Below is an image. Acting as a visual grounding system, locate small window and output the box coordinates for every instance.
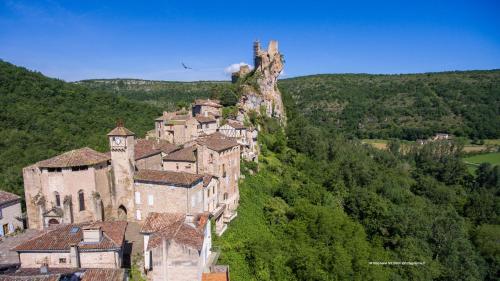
[136,210,142,220]
[55,192,60,207]
[48,168,62,173]
[70,226,80,234]
[222,164,226,178]
[59,258,67,264]
[71,166,88,171]
[148,195,154,206]
[0,209,3,219]
[208,154,214,164]
[135,192,141,204]
[78,190,85,211]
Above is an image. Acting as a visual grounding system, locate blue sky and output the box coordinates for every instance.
[0,0,499,81]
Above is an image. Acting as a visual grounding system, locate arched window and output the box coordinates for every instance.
[54,192,60,207]
[78,190,85,211]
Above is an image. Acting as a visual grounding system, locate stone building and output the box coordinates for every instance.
[195,133,240,224]
[195,114,218,136]
[0,191,23,236]
[140,212,211,281]
[22,123,182,230]
[192,99,222,121]
[13,221,127,269]
[154,111,199,145]
[133,170,206,221]
[233,40,286,123]
[22,147,113,230]
[219,120,259,162]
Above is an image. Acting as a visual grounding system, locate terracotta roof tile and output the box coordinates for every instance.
[134,169,203,187]
[197,132,239,152]
[80,268,125,281]
[163,146,197,162]
[203,175,214,187]
[226,119,246,129]
[195,115,217,124]
[12,221,127,252]
[107,126,135,136]
[0,191,20,206]
[36,148,110,168]
[0,268,125,281]
[202,272,229,281]
[194,99,222,108]
[140,213,209,251]
[135,139,177,160]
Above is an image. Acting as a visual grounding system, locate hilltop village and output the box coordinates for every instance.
[0,41,285,281]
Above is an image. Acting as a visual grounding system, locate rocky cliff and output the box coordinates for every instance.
[233,40,286,123]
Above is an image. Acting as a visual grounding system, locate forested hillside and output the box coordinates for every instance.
[79,79,231,110]
[1,60,498,280]
[0,61,168,196]
[215,97,499,280]
[279,71,500,140]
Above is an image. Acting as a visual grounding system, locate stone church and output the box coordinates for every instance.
[22,99,242,236]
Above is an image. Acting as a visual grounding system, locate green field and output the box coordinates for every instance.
[464,152,500,166]
[463,152,500,173]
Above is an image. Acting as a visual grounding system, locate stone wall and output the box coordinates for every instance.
[134,181,204,221]
[19,251,120,269]
[0,201,23,235]
[235,40,286,123]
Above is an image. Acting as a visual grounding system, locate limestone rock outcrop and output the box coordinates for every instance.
[233,40,286,123]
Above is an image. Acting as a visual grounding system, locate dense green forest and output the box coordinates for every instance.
[0,61,166,196]
[82,71,500,141]
[215,98,499,280]
[79,79,231,111]
[279,71,500,140]
[1,60,499,280]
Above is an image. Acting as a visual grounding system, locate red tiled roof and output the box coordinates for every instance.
[134,169,203,187]
[195,115,217,124]
[163,146,197,162]
[226,119,246,130]
[203,175,214,187]
[202,272,229,281]
[12,221,127,252]
[140,212,209,251]
[107,126,135,136]
[0,191,20,206]
[197,132,239,152]
[194,99,222,108]
[80,268,125,281]
[0,268,125,281]
[36,148,110,168]
[135,139,178,160]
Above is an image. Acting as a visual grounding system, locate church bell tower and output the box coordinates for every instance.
[107,121,136,221]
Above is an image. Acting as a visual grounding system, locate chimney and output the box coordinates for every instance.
[82,226,102,243]
[70,244,81,268]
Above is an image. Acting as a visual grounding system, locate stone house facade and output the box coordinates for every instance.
[219,120,259,162]
[140,213,211,281]
[0,191,23,236]
[133,170,205,221]
[13,221,127,269]
[155,111,199,145]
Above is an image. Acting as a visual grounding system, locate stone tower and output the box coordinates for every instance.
[107,123,136,221]
[234,40,286,123]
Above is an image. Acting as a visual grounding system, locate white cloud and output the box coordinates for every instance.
[224,62,253,75]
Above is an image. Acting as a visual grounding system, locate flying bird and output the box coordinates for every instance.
[181,62,192,70]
